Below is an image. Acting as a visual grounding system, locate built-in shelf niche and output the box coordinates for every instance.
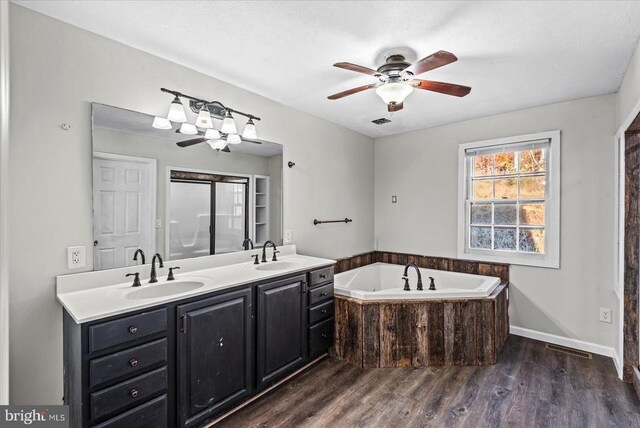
[253,175,270,246]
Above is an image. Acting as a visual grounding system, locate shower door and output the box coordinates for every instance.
[169,172,249,260]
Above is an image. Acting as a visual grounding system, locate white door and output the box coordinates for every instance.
[93,155,154,270]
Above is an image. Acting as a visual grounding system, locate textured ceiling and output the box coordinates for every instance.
[15,1,640,138]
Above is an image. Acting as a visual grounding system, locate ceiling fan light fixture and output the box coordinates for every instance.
[167,96,187,122]
[207,139,227,151]
[152,116,172,130]
[221,111,237,134]
[375,82,413,105]
[242,118,257,139]
[179,122,198,135]
[205,128,221,140]
[195,105,213,129]
[227,133,242,145]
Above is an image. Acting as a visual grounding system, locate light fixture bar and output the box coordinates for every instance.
[160,87,261,121]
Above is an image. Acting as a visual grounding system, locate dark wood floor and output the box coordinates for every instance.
[217,336,640,428]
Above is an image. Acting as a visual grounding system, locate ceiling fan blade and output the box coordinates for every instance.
[412,79,471,97]
[387,102,403,112]
[239,136,264,145]
[176,138,207,147]
[328,84,376,100]
[333,62,382,77]
[404,50,458,76]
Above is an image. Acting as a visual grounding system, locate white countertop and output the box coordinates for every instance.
[57,246,335,324]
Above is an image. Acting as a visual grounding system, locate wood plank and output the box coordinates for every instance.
[219,336,640,428]
[361,303,380,368]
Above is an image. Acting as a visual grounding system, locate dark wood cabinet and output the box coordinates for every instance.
[256,275,307,389]
[63,264,334,427]
[177,288,253,427]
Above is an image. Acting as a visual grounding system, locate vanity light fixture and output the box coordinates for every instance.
[204,128,221,140]
[152,116,172,130]
[179,123,198,135]
[227,134,242,145]
[155,88,262,143]
[221,110,238,134]
[195,105,214,129]
[242,118,257,139]
[167,96,187,122]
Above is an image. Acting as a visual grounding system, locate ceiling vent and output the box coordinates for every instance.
[372,118,391,125]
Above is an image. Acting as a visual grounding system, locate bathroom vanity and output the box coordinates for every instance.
[58,250,335,427]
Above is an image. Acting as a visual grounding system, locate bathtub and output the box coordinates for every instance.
[334,262,501,300]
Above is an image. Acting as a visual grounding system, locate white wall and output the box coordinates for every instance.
[375,95,618,350]
[8,4,374,404]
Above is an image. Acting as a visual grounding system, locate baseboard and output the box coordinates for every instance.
[613,348,624,380]
[633,367,640,400]
[510,326,616,360]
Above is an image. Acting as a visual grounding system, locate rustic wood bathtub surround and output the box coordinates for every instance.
[334,251,510,283]
[625,130,640,382]
[332,283,509,368]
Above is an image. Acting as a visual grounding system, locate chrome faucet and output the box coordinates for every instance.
[402,263,423,291]
[242,238,254,250]
[133,249,145,265]
[149,253,164,283]
[261,240,279,262]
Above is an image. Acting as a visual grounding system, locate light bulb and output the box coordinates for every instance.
[207,139,227,151]
[242,118,257,139]
[167,96,187,122]
[227,134,241,145]
[195,105,213,129]
[205,129,221,140]
[221,111,237,134]
[152,116,172,130]
[179,123,198,135]
[375,82,413,104]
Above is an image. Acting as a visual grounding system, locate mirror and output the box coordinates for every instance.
[91,103,283,271]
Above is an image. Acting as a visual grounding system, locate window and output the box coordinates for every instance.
[457,131,560,268]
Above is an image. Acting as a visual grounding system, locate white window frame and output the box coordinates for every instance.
[457,130,560,268]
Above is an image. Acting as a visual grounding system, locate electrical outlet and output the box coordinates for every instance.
[67,246,86,269]
[599,307,612,323]
[284,230,293,244]
[392,196,397,203]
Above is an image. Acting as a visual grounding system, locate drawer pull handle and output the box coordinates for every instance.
[130,389,139,398]
[320,274,327,279]
[129,358,138,367]
[321,309,328,314]
[320,292,327,297]
[321,333,328,339]
[128,326,138,334]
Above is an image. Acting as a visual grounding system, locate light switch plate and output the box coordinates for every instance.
[67,246,86,269]
[284,229,293,244]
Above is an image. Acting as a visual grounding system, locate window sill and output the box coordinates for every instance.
[457,249,559,269]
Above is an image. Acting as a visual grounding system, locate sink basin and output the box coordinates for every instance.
[126,281,204,300]
[254,261,303,271]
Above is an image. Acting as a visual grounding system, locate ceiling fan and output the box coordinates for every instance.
[176,131,264,153]
[328,50,471,112]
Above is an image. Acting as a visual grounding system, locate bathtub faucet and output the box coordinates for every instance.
[402,263,423,291]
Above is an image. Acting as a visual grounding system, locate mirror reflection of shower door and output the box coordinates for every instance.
[168,171,249,261]
[215,182,246,254]
[169,181,211,260]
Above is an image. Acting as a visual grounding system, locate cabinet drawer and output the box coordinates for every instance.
[309,317,334,359]
[309,267,334,287]
[89,309,167,354]
[90,339,167,388]
[309,300,334,325]
[90,367,167,422]
[309,283,333,306]
[92,394,167,428]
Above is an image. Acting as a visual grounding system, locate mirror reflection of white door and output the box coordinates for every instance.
[93,153,156,270]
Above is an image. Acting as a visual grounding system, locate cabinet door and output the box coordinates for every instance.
[256,275,307,389]
[177,287,253,427]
